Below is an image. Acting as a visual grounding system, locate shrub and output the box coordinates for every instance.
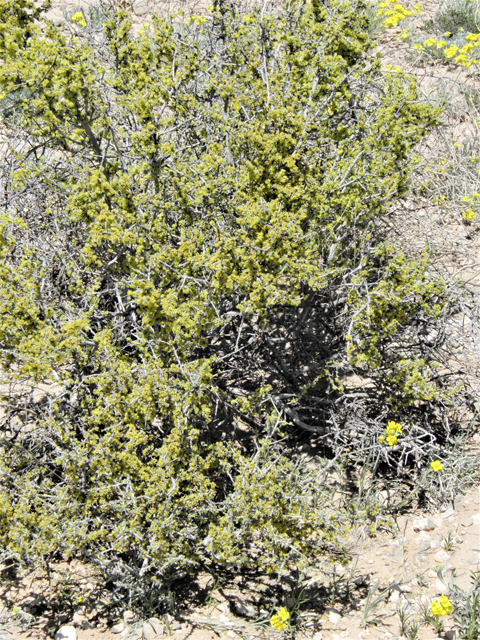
[0,0,456,609]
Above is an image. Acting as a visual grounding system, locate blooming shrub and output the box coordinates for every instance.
[0,0,459,610]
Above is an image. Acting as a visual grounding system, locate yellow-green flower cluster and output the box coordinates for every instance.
[71,11,87,27]
[379,421,402,446]
[270,607,290,631]
[430,459,443,472]
[431,595,453,618]
[377,0,421,28]
[418,35,479,67]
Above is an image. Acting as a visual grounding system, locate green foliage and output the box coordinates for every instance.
[0,0,455,609]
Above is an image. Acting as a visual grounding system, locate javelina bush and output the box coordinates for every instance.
[0,0,456,608]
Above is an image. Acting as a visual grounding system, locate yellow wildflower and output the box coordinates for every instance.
[444,45,459,58]
[71,11,87,26]
[431,595,453,617]
[436,40,446,48]
[385,421,402,436]
[379,435,385,443]
[463,209,476,223]
[386,435,397,446]
[424,38,436,47]
[270,608,290,631]
[430,460,443,472]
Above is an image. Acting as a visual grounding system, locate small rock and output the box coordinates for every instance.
[112,623,126,634]
[471,514,480,525]
[453,535,464,544]
[132,0,149,15]
[123,611,135,623]
[227,632,236,639]
[312,633,323,640]
[72,612,93,630]
[143,618,164,637]
[441,508,455,520]
[435,579,448,594]
[467,556,480,565]
[445,630,458,640]
[399,584,412,593]
[328,611,342,625]
[434,550,451,563]
[462,517,473,527]
[234,600,256,618]
[413,517,436,532]
[55,627,77,640]
[416,531,432,542]
[416,541,431,552]
[430,536,442,549]
[428,569,437,578]
[389,590,400,603]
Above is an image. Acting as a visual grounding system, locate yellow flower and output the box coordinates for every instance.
[463,209,476,223]
[424,38,436,47]
[431,595,453,617]
[436,40,446,48]
[379,435,385,443]
[270,608,290,631]
[413,43,424,52]
[444,45,459,58]
[71,11,87,27]
[385,421,402,435]
[386,435,397,446]
[430,460,443,472]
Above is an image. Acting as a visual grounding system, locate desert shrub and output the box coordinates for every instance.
[0,0,462,609]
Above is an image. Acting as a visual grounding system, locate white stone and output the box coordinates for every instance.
[328,611,342,625]
[234,599,256,618]
[389,590,400,603]
[55,627,77,640]
[132,0,149,15]
[440,508,455,519]
[435,579,448,594]
[471,513,480,524]
[142,621,163,640]
[413,517,436,532]
[123,611,135,623]
[400,584,412,593]
[428,569,437,578]
[434,550,451,563]
[112,623,126,634]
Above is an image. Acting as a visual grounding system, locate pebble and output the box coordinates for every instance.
[132,0,149,15]
[234,600,256,618]
[123,611,135,623]
[430,536,442,549]
[142,622,157,640]
[440,508,455,519]
[416,541,431,552]
[435,579,448,594]
[428,568,437,578]
[413,517,436,532]
[462,517,473,527]
[467,556,480,565]
[389,590,400,603]
[112,623,126,634]
[328,611,342,625]
[399,584,412,593]
[434,550,451,563]
[471,514,480,525]
[55,627,77,640]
